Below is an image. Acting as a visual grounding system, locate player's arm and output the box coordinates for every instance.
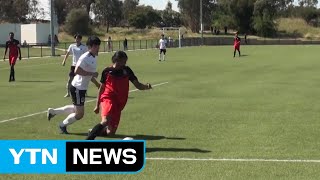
[3,42,8,60]
[62,45,72,66]
[74,66,98,77]
[94,69,108,114]
[91,77,100,88]
[74,58,98,77]
[93,83,105,114]
[132,80,152,90]
[17,41,21,60]
[62,52,70,66]
[127,67,152,90]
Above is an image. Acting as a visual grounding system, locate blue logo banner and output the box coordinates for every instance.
[0,140,145,174]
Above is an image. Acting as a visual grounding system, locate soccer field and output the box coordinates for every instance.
[1,45,320,179]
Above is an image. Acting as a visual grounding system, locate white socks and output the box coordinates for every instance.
[53,105,75,115]
[60,113,77,127]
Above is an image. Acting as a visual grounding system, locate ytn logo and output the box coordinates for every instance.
[9,148,57,165]
[66,141,145,172]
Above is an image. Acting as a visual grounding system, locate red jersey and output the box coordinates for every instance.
[6,39,20,57]
[234,37,241,48]
[100,66,137,107]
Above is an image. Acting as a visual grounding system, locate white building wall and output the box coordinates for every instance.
[36,23,58,44]
[0,24,21,44]
[20,24,37,44]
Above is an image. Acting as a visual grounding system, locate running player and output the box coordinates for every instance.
[159,34,167,61]
[3,32,21,82]
[62,34,88,97]
[47,36,101,134]
[234,32,241,58]
[86,51,152,140]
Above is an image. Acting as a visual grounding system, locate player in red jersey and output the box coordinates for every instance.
[233,32,241,58]
[3,32,21,82]
[86,51,152,140]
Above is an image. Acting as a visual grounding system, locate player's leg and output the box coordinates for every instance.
[9,56,16,82]
[163,49,166,61]
[159,49,162,61]
[47,105,75,121]
[238,48,241,57]
[58,87,86,133]
[65,67,75,97]
[86,99,117,140]
[105,110,121,135]
[233,48,236,58]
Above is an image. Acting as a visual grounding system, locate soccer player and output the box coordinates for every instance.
[62,34,88,97]
[3,32,21,82]
[234,32,241,58]
[86,51,152,140]
[47,36,101,134]
[159,34,167,61]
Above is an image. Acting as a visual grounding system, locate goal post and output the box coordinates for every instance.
[161,27,182,48]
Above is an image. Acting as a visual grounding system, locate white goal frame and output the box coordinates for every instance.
[161,27,182,48]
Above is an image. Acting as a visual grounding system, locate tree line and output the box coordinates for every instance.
[0,0,320,37]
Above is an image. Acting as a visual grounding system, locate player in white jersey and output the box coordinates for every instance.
[159,34,167,61]
[62,34,88,97]
[47,36,101,134]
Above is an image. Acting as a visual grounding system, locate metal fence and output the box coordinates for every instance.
[1,37,320,59]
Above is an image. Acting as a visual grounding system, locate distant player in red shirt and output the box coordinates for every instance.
[3,32,21,82]
[86,51,152,140]
[233,32,241,58]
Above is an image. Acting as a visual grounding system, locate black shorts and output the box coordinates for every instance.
[69,66,76,77]
[160,49,167,55]
[70,86,86,106]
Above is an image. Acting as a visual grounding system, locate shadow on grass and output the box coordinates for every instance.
[69,133,185,141]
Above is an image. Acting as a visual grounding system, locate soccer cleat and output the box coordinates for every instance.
[64,93,70,98]
[47,108,56,121]
[59,125,69,134]
[88,129,92,136]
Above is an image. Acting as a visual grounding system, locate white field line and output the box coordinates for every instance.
[146,157,320,163]
[0,82,169,124]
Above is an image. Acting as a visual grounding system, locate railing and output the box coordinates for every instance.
[1,37,320,59]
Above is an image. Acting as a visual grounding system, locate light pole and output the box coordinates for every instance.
[200,0,203,45]
[50,0,55,56]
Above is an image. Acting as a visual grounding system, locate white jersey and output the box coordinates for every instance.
[159,39,167,50]
[71,52,97,90]
[67,43,88,66]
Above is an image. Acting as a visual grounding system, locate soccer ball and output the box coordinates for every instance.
[123,137,134,140]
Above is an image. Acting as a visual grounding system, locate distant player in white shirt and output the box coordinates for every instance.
[159,34,167,61]
[47,36,101,134]
[62,34,88,97]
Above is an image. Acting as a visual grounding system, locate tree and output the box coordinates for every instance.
[28,0,46,21]
[65,8,91,35]
[0,0,30,23]
[253,0,277,37]
[128,5,162,28]
[123,0,139,24]
[93,0,123,32]
[298,0,318,7]
[54,0,95,25]
[129,12,147,29]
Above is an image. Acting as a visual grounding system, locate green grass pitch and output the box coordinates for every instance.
[0,45,320,179]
